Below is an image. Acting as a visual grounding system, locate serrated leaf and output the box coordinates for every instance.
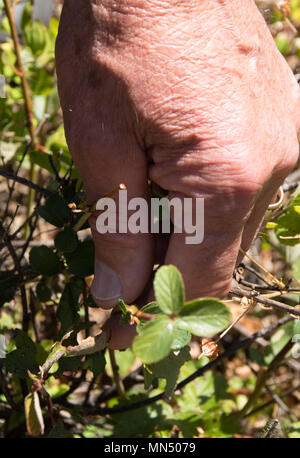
[177,298,231,337]
[137,302,162,334]
[153,265,185,315]
[55,226,78,253]
[132,317,175,364]
[140,301,161,315]
[29,245,61,276]
[144,346,191,398]
[37,194,71,228]
[65,239,94,277]
[25,392,44,437]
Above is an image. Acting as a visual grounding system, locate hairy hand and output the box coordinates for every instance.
[55,0,300,348]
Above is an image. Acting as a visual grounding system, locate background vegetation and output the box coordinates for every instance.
[1,0,300,438]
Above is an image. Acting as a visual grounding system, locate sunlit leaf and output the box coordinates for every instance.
[177,298,231,337]
[153,265,185,315]
[133,317,175,364]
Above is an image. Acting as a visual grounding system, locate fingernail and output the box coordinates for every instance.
[91,260,122,307]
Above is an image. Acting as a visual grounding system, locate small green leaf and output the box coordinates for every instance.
[143,346,191,398]
[137,302,161,333]
[65,239,94,277]
[29,245,62,276]
[263,320,295,365]
[29,149,60,173]
[275,194,300,246]
[55,226,78,253]
[56,356,82,377]
[4,330,38,378]
[177,298,231,337]
[140,301,161,315]
[133,317,175,364]
[23,20,48,56]
[0,271,19,307]
[36,282,51,302]
[37,194,71,228]
[83,353,106,376]
[153,265,185,315]
[118,299,131,325]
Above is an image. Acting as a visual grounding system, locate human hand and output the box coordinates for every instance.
[55,0,300,348]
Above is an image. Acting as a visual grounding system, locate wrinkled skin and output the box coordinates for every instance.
[55,0,300,349]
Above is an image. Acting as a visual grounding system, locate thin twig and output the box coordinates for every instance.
[0,221,30,332]
[230,286,300,316]
[108,349,126,398]
[244,383,300,418]
[0,169,52,196]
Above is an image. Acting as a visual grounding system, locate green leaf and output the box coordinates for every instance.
[23,20,48,56]
[37,194,71,228]
[57,278,83,336]
[132,317,175,364]
[171,326,191,350]
[275,32,291,55]
[0,271,19,307]
[25,392,44,437]
[262,320,295,365]
[144,346,191,398]
[65,239,94,277]
[275,194,300,246]
[83,353,106,376]
[113,348,136,376]
[56,356,82,377]
[55,226,78,253]
[29,245,62,276]
[118,299,131,325]
[20,1,32,33]
[29,149,60,173]
[140,301,161,315]
[153,265,185,315]
[177,298,231,337]
[36,282,51,302]
[4,330,38,378]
